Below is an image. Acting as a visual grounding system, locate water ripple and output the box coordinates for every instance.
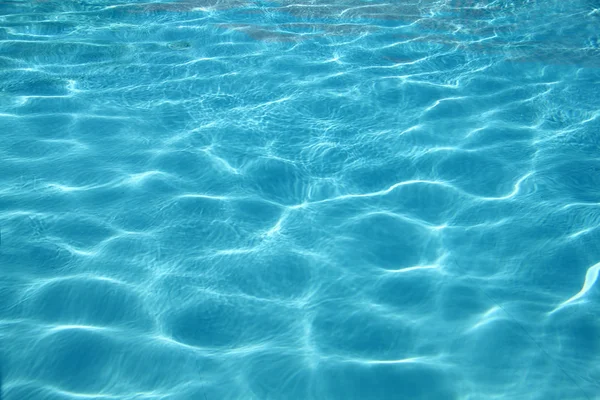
[2,0,600,399]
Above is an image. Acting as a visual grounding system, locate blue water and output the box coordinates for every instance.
[1,0,599,399]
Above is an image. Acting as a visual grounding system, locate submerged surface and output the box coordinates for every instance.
[1,0,599,399]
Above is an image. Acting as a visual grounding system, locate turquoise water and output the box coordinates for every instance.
[1,0,599,399]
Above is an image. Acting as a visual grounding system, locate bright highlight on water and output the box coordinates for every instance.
[1,0,599,399]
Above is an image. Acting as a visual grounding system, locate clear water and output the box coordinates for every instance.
[1,1,599,399]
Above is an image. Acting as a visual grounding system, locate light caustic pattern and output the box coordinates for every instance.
[0,0,599,399]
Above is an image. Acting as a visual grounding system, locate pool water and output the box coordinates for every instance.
[1,1,599,399]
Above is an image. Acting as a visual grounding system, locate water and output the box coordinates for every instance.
[1,0,599,399]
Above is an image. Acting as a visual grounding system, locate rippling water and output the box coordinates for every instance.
[1,0,599,399]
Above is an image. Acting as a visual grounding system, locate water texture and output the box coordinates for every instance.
[1,0,599,399]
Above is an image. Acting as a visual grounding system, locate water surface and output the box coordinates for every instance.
[1,1,599,399]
